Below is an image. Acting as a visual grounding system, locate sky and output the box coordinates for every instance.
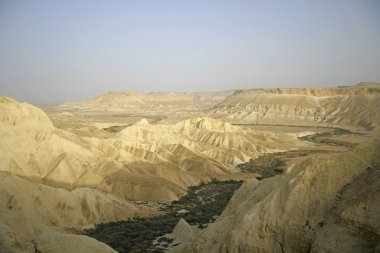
[0,0,379,104]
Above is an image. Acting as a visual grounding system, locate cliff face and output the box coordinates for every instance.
[232,83,380,96]
[210,84,380,129]
[173,140,380,253]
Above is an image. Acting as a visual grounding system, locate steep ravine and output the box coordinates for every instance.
[171,139,380,253]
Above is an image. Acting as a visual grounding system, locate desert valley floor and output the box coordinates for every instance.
[1,82,379,253]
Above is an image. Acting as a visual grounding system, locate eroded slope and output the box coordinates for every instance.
[1,95,302,201]
[210,83,380,129]
[173,140,380,253]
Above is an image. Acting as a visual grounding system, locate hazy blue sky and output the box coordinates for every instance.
[0,0,379,104]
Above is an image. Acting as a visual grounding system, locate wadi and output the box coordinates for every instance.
[0,82,379,253]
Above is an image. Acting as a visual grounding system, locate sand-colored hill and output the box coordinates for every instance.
[51,89,236,127]
[172,140,380,253]
[231,82,380,96]
[60,90,234,109]
[115,117,299,167]
[95,117,304,201]
[76,117,305,201]
[1,94,302,252]
[210,83,380,129]
[1,96,101,187]
[1,95,302,202]
[0,98,158,253]
[0,96,54,130]
[2,82,379,252]
[0,170,157,253]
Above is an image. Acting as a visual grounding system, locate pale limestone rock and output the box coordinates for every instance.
[32,232,116,253]
[174,141,380,253]
[310,166,380,253]
[1,95,300,201]
[115,116,300,168]
[0,171,150,253]
[209,84,380,129]
[172,218,200,243]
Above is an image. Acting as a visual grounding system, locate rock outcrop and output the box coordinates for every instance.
[310,166,380,252]
[32,232,117,253]
[172,218,200,243]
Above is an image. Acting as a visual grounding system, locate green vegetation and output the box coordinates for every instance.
[93,125,361,251]
[86,179,242,253]
[239,127,360,178]
[237,150,331,177]
[298,127,359,148]
[238,153,285,177]
[103,125,129,133]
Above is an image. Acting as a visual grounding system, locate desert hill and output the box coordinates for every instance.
[1,95,103,186]
[1,82,379,253]
[53,89,235,126]
[0,94,307,252]
[0,170,155,253]
[114,117,300,167]
[60,90,235,110]
[1,95,303,201]
[0,96,157,252]
[210,83,380,129]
